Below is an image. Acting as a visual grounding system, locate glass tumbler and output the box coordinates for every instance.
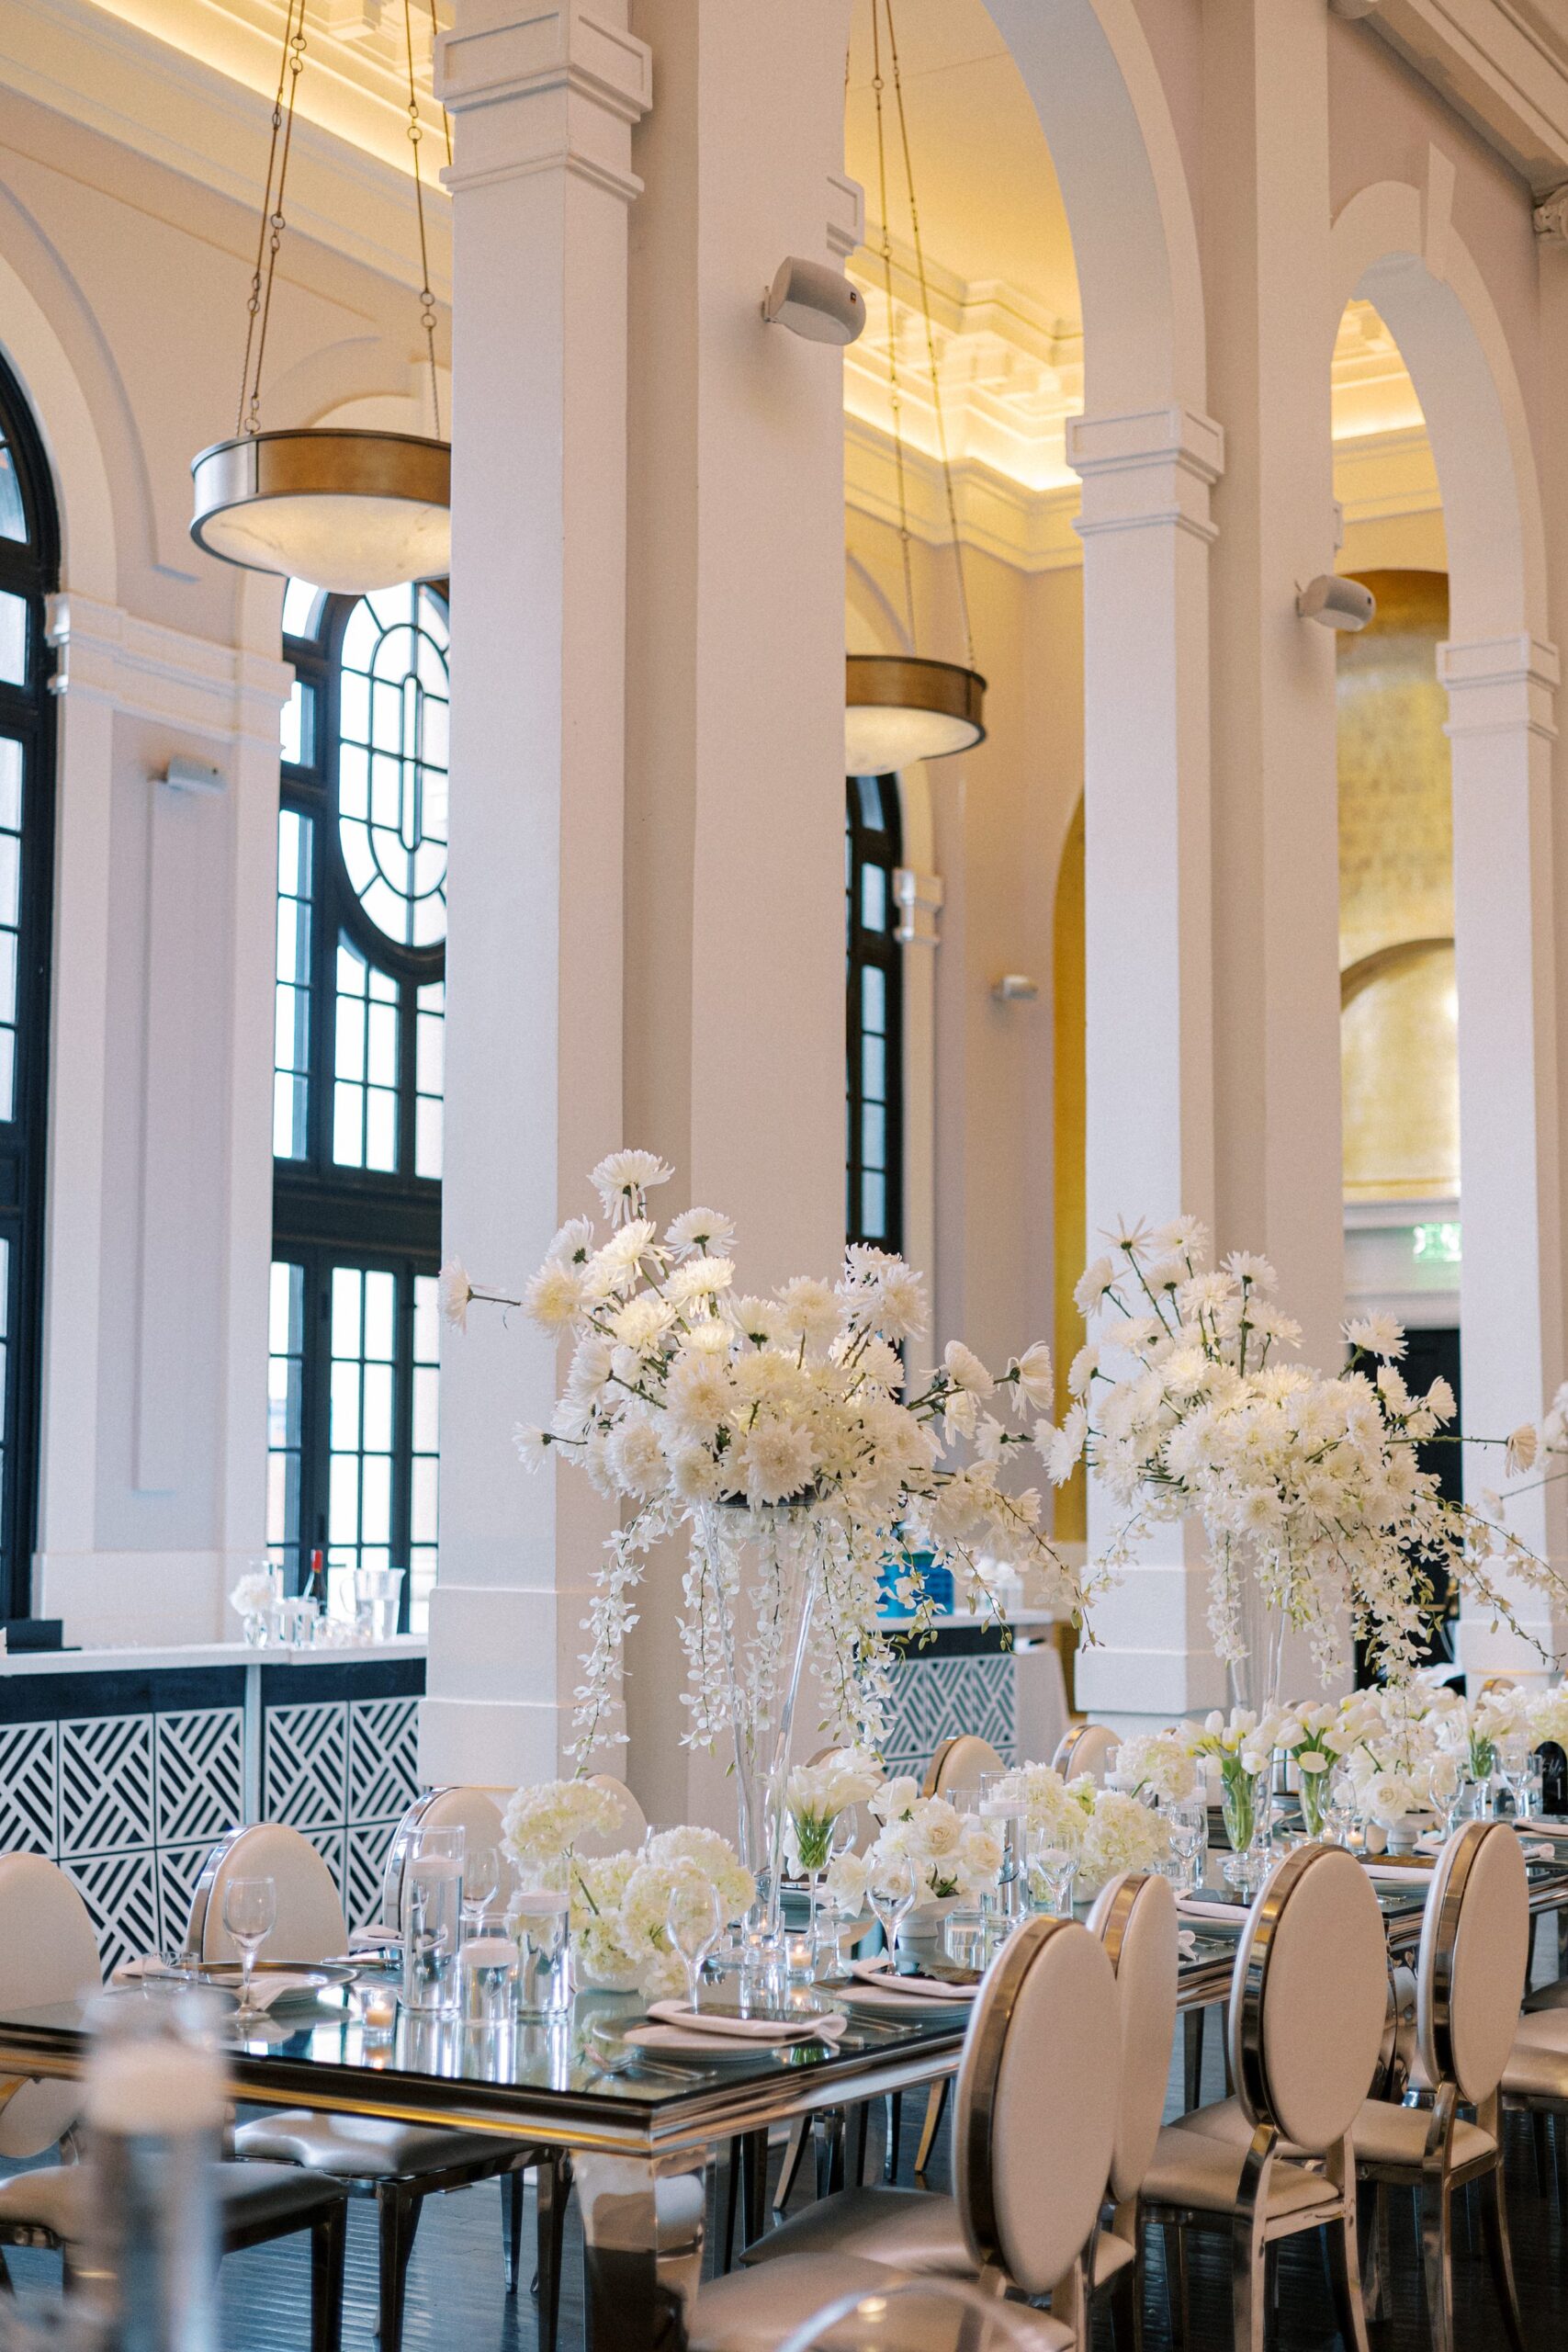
[403,1826,464,2014]
[512,1891,571,2018]
[460,1936,518,2029]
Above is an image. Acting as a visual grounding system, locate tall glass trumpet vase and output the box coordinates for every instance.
[693,1503,827,1966]
[1220,1767,1272,1890]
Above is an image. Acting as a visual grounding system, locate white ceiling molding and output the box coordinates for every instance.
[845,413,1083,574]
[1369,0,1568,195]
[1333,424,1443,523]
[6,0,449,299]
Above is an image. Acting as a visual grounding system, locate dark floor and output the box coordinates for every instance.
[0,2030,1559,2350]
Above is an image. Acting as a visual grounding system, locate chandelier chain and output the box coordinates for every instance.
[869,0,916,647]
[238,0,307,438]
[403,0,443,438]
[885,0,975,673]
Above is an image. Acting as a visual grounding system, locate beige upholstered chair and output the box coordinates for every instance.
[1140,1842,1384,2352]
[771,2274,1073,2352]
[191,1826,560,2352]
[922,1735,1005,1796]
[1352,1819,1529,2352]
[745,1872,1175,2328]
[377,1787,507,1936]
[579,1772,648,1856]
[1051,1724,1119,1787]
[727,1915,1120,2348]
[0,1854,348,2352]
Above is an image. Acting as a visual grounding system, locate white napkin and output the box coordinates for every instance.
[1175,1894,1249,1923]
[633,2001,846,2047]
[846,1958,977,2003]
[1177,1929,1200,1960]
[113,1956,186,1984]
[1363,1861,1435,1884]
[112,1959,324,2010]
[1416,1830,1552,1861]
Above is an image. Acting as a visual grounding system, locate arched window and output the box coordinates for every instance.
[270,582,446,1632]
[0,360,57,1618]
[846,774,903,1252]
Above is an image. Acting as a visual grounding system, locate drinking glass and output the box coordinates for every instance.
[460,1936,518,2029]
[404,1826,464,2015]
[512,1891,570,2017]
[221,1876,276,2021]
[1323,1770,1359,1849]
[667,1874,725,2011]
[1026,1830,1077,1918]
[463,1844,502,1940]
[1220,1770,1271,1887]
[1498,1737,1533,1818]
[1162,1798,1207,1891]
[867,1855,917,1963]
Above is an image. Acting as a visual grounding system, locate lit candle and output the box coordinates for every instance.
[359,1984,397,2031]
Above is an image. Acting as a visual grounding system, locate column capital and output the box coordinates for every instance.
[437,1,651,202]
[1438,633,1560,743]
[1066,403,1225,544]
[46,593,292,751]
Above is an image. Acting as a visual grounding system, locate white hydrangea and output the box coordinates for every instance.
[1077,1789,1171,1892]
[502,1778,622,1871]
[1110,1730,1199,1805]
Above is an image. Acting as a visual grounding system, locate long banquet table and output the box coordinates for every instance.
[3,1839,1568,2352]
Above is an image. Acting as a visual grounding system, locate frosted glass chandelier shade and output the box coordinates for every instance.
[845,654,987,775]
[190,430,450,594]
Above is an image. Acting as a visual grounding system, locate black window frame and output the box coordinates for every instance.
[0,356,59,1620]
[845,773,904,1255]
[273,588,446,1623]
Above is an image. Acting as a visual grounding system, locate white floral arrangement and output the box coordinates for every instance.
[1077,1788,1171,1892]
[829,1781,1005,1905]
[1431,1684,1528,1782]
[502,1778,623,1878]
[516,1825,755,2001]
[784,1747,884,1874]
[230,1569,276,1619]
[1529,1686,1568,1751]
[445,1150,1101,1763]
[1185,1706,1285,1784]
[988,1761,1095,1852]
[1108,1729,1200,1806]
[1036,1221,1557,1690]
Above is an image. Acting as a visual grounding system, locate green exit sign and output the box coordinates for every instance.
[1413,1221,1461,1265]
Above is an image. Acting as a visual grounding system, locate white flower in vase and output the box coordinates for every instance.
[1078,1788,1172,1892]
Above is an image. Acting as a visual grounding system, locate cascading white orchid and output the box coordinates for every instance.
[444,1151,1106,1765]
[1034,1218,1564,1694]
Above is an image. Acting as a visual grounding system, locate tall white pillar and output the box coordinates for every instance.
[618,0,854,1825]
[421,0,652,1789]
[1068,405,1224,1726]
[1443,634,1565,1676]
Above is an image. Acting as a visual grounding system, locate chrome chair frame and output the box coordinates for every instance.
[1351,1823,1527,2352]
[1140,1847,1372,2352]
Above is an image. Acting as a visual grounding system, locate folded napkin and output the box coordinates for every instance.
[348,1926,398,1951]
[1177,1929,1200,1960]
[1416,1829,1552,1861]
[1175,1894,1249,1924]
[1363,1860,1435,1884]
[112,1958,323,2011]
[628,2001,846,2049]
[848,1957,979,2003]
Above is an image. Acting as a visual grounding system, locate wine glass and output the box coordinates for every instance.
[1026,1829,1077,1918]
[867,1854,917,1970]
[1499,1737,1538,1821]
[463,1843,502,1939]
[222,1875,277,2022]
[666,1874,724,2011]
[1163,1798,1207,1893]
[1323,1770,1359,1849]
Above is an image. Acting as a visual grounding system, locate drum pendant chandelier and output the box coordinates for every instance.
[190,0,450,594]
[846,0,985,777]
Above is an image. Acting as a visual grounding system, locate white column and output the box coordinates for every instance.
[618,0,853,1825]
[420,0,651,1789]
[1442,633,1565,1676]
[1067,404,1224,1726]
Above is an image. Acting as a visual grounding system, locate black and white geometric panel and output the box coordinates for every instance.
[0,1720,56,1854]
[263,1701,349,1830]
[155,1711,243,1849]
[156,1841,215,1958]
[344,1815,400,1935]
[60,1715,155,1859]
[883,1653,1016,1781]
[349,1698,420,1826]
[64,1849,160,1979]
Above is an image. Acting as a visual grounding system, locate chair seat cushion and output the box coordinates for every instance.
[1091,2229,1134,2285]
[1350,2101,1495,2172]
[691,2252,1072,2352]
[1523,1977,1568,2016]
[0,2160,344,2248]
[1141,2117,1336,2221]
[742,2188,972,2277]
[234,2109,539,2180]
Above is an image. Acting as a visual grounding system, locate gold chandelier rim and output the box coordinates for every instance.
[190,427,452,567]
[846,653,987,741]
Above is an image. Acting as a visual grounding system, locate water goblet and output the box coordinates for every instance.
[867,1855,918,1965]
[462,1844,502,1940]
[221,1876,276,2022]
[1323,1770,1359,1849]
[1163,1798,1207,1892]
[1026,1829,1077,1918]
[1498,1736,1533,1819]
[666,1873,724,2012]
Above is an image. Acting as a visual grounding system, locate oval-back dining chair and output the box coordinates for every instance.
[923,1736,1004,1796]
[1051,1724,1119,1787]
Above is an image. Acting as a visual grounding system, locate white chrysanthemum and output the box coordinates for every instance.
[942,1340,994,1397]
[1224,1250,1277,1290]
[665,1349,735,1442]
[1009,1342,1054,1416]
[591,1149,674,1219]
[513,1424,551,1473]
[736,1420,816,1508]
[1506,1423,1540,1475]
[1067,1343,1100,1397]
[545,1216,595,1266]
[605,1412,667,1498]
[682,1315,732,1358]
[437,1260,473,1330]
[595,1218,659,1273]
[729,1295,785,1348]
[665,1206,737,1259]
[776,1276,844,1352]
[1344,1311,1406,1361]
[1037,1406,1087,1487]
[664,1257,735,1308]
[610,1294,676,1351]
[1074,1256,1115,1317]
[525,1260,586,1333]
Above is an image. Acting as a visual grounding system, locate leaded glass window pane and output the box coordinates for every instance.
[274,811,312,1159]
[326,1264,399,1620]
[333,938,400,1172]
[336,584,448,949]
[0,594,26,688]
[846,774,904,1254]
[0,741,23,1124]
[266,1261,305,1586]
[0,446,25,545]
